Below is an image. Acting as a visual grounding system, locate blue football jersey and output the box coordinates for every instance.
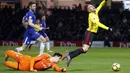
[40,20,46,32]
[25,11,36,31]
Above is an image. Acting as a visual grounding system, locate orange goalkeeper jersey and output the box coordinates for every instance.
[4,50,63,72]
[4,50,32,71]
[33,54,64,72]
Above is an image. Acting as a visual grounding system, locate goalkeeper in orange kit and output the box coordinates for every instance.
[62,0,112,67]
[4,50,66,72]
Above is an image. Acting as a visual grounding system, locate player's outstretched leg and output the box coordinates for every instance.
[62,48,85,67]
[4,61,18,70]
[5,50,22,62]
[62,50,71,67]
[14,44,27,53]
[28,41,37,51]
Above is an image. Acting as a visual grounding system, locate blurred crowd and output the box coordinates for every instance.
[0,3,130,42]
[0,6,27,40]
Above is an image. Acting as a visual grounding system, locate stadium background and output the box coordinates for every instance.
[0,0,130,73]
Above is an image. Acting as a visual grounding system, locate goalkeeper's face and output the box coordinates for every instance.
[87,5,96,12]
[52,56,62,63]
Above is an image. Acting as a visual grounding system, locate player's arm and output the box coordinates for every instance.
[30,57,39,72]
[41,21,49,30]
[90,14,109,30]
[52,64,66,72]
[35,24,49,32]
[28,16,43,30]
[22,17,28,28]
[42,27,49,29]
[97,22,109,30]
[30,56,44,72]
[96,0,106,14]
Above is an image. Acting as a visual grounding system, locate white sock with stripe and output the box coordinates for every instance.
[16,47,23,52]
[46,42,50,51]
[39,43,45,55]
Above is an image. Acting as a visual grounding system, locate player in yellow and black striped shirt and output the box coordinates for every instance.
[62,0,112,67]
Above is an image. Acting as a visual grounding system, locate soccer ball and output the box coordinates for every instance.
[112,63,120,71]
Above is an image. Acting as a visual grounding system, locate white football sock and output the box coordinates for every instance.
[39,43,45,55]
[46,42,50,51]
[16,47,23,52]
[30,41,36,44]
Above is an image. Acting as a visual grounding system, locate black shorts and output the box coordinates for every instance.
[83,30,95,46]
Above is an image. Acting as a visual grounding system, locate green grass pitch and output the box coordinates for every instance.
[0,46,130,73]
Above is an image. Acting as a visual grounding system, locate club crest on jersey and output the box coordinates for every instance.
[29,16,32,19]
[93,18,96,20]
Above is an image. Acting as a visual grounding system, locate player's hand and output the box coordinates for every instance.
[39,27,43,31]
[108,27,112,31]
[46,27,50,29]
[61,68,67,72]
[30,69,37,72]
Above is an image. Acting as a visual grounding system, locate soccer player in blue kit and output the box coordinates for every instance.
[38,16,53,53]
[14,2,46,54]
[28,15,53,54]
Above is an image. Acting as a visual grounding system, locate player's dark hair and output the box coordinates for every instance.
[27,2,35,8]
[53,53,62,57]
